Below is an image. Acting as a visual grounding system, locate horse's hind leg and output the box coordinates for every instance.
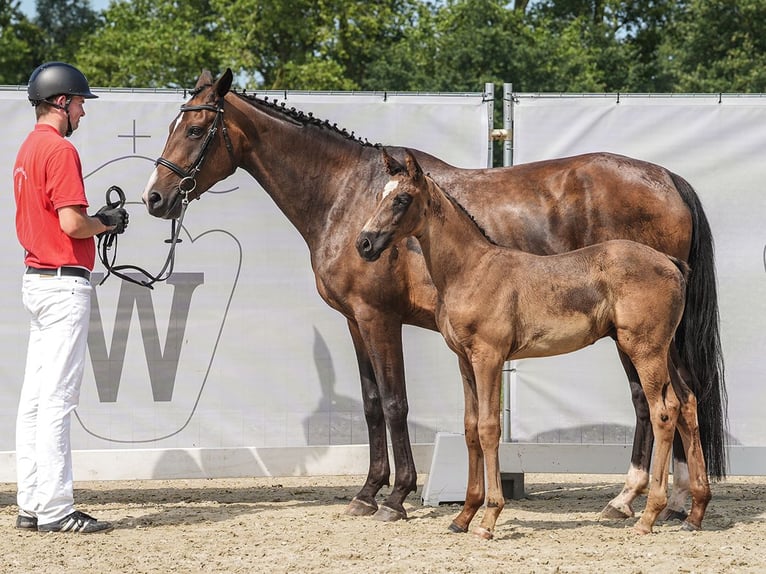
[659,349,694,522]
[634,359,680,534]
[668,356,711,530]
[602,351,651,520]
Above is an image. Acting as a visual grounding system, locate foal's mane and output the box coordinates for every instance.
[424,174,498,246]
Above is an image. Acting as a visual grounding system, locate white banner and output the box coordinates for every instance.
[0,88,489,463]
[510,94,766,448]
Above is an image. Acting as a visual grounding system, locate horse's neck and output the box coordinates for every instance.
[417,181,494,290]
[235,97,368,241]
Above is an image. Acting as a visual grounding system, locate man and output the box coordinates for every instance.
[13,62,129,534]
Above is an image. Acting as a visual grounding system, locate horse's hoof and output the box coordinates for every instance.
[632,524,652,535]
[600,502,633,520]
[448,521,468,533]
[472,526,493,540]
[680,520,700,532]
[345,497,377,517]
[372,505,406,522]
[658,507,688,522]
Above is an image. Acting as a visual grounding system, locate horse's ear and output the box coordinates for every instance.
[195,70,213,90]
[215,68,234,98]
[382,148,405,176]
[404,149,423,181]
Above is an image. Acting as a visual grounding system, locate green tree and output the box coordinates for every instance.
[75,0,225,88]
[34,0,98,64]
[658,0,766,92]
[0,0,44,84]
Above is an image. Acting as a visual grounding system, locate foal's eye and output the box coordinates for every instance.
[393,193,411,208]
[187,126,204,138]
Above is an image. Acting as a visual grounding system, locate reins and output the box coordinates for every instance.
[97,185,189,289]
[98,93,234,289]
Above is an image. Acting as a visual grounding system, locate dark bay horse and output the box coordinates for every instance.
[356,149,711,538]
[142,69,726,523]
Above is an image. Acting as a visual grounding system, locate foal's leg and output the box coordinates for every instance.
[449,357,485,534]
[634,363,680,534]
[473,355,505,540]
[668,362,712,531]
[602,351,651,519]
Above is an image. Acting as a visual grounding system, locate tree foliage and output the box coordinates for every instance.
[4,0,765,94]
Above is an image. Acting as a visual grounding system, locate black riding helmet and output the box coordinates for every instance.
[27,62,98,105]
[27,62,98,136]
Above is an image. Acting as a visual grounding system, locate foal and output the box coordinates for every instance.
[356,149,711,539]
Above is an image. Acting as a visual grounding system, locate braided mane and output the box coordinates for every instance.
[234,90,381,148]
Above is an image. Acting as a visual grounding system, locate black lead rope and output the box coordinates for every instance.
[97,185,189,289]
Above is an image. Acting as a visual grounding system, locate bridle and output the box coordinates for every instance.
[98,93,235,289]
[154,95,235,198]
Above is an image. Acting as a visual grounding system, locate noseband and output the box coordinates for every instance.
[155,97,235,197]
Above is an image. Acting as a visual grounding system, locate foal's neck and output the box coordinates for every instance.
[417,180,497,288]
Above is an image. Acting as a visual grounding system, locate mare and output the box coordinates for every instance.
[142,68,726,523]
[356,150,711,538]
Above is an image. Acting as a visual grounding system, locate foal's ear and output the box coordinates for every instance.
[404,149,424,181]
[215,68,234,98]
[382,148,405,176]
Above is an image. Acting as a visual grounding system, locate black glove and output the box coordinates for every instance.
[95,205,129,234]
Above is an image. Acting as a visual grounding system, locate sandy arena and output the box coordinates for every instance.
[2,473,765,573]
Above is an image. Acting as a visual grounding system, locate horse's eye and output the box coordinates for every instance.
[187,126,204,138]
[393,193,411,208]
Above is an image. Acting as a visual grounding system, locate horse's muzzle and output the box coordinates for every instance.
[356,231,388,262]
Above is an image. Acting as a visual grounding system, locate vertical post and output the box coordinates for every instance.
[485,82,495,167]
[503,83,513,168]
[502,82,515,443]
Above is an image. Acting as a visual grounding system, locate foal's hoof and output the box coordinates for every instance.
[472,526,494,540]
[345,497,377,517]
[600,502,633,520]
[448,521,468,533]
[658,507,688,522]
[372,505,406,522]
[680,520,700,532]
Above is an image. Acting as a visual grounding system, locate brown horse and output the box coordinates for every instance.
[142,69,726,523]
[356,149,711,538]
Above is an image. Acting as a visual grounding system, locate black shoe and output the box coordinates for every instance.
[38,511,114,534]
[15,515,38,530]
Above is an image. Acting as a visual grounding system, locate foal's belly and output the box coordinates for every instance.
[508,315,607,360]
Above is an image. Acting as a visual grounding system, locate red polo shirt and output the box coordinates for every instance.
[14,124,94,270]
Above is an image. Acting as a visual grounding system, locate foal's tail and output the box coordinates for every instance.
[670,172,728,479]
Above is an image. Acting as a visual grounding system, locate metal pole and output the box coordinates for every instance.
[502,82,514,443]
[484,82,494,167]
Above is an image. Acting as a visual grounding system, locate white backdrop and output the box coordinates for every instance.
[510,94,766,449]
[0,87,489,479]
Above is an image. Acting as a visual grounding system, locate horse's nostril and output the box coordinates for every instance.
[148,192,162,207]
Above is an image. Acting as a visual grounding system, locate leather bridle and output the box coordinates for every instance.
[155,96,235,199]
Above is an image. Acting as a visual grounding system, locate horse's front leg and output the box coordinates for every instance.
[449,356,485,534]
[602,352,651,520]
[473,355,504,539]
[353,317,417,522]
[344,319,391,517]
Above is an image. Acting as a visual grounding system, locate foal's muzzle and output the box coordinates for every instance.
[356,231,389,262]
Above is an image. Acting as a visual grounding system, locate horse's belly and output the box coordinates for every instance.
[510,316,605,360]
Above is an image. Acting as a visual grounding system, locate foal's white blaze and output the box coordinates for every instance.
[361,179,400,233]
[382,179,399,199]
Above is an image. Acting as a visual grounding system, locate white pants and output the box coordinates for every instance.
[16,273,92,524]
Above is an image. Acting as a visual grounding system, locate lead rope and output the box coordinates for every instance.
[98,189,190,289]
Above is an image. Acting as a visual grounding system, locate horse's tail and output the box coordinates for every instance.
[670,171,728,479]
